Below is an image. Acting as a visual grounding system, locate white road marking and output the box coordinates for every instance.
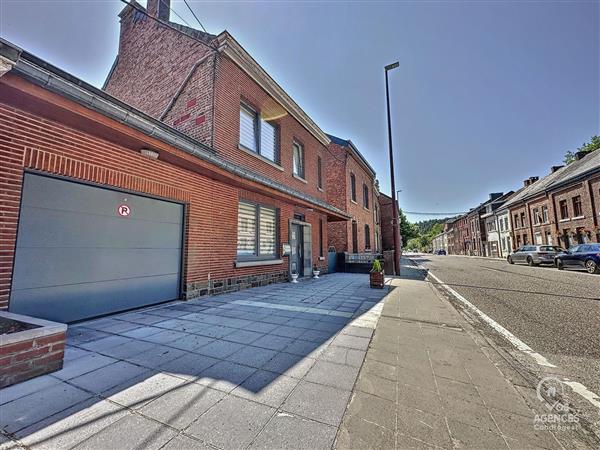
[425,269,600,412]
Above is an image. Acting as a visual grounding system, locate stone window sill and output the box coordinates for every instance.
[235,259,283,268]
[292,173,307,183]
[572,216,585,220]
[559,218,571,223]
[238,144,284,171]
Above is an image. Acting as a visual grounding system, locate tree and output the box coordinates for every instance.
[564,135,600,164]
[399,209,419,246]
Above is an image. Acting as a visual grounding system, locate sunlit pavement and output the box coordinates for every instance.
[0,273,388,449]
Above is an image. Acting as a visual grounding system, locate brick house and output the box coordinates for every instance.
[452,214,471,255]
[504,151,600,249]
[325,134,379,254]
[0,6,349,322]
[379,192,400,252]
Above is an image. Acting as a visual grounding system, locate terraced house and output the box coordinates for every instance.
[0,0,352,324]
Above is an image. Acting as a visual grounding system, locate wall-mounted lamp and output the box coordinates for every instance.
[140,148,159,160]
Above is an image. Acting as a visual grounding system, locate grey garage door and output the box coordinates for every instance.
[10,173,184,323]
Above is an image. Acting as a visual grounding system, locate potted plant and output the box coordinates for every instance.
[369,259,384,289]
[290,272,299,283]
[312,264,320,279]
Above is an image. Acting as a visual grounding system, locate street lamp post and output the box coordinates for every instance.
[385,61,401,275]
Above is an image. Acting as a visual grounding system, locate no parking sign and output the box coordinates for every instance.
[117,204,131,217]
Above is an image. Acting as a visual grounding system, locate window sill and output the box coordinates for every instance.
[572,216,585,220]
[292,173,307,183]
[238,144,284,171]
[559,218,571,223]
[363,206,370,211]
[234,258,283,268]
[317,187,324,192]
[350,199,358,205]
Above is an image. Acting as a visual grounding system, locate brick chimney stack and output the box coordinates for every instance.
[523,176,539,187]
[147,0,170,21]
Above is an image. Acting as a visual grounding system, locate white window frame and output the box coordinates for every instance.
[239,103,279,163]
[292,141,305,179]
[236,200,279,260]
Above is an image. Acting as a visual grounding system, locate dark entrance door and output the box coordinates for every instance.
[290,223,304,276]
[351,221,358,253]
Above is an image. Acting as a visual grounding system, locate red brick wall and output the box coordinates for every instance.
[379,194,396,251]
[0,103,327,309]
[325,142,376,253]
[551,180,598,246]
[527,195,555,245]
[0,332,65,388]
[104,8,213,120]
[509,204,531,247]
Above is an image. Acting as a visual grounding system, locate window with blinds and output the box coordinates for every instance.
[237,201,278,259]
[239,103,279,163]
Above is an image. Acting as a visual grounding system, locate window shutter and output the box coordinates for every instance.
[237,202,257,255]
[240,106,257,151]
[259,207,277,256]
[260,121,277,162]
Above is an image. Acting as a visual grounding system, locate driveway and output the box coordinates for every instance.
[1,273,388,449]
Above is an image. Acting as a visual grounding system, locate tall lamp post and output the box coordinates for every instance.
[385,61,401,275]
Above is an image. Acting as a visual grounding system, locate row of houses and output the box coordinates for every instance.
[432,149,600,257]
[0,0,399,323]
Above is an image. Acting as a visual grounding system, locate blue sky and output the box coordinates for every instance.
[1,0,598,223]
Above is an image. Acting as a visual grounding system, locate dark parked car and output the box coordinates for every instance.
[554,244,600,274]
[507,245,565,266]
[434,249,447,255]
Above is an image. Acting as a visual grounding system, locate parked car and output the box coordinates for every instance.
[434,249,447,255]
[507,245,565,266]
[554,244,600,274]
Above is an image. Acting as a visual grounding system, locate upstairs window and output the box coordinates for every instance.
[533,208,541,225]
[573,196,582,217]
[237,201,278,259]
[542,205,549,223]
[239,103,279,163]
[520,212,526,227]
[317,156,323,189]
[559,200,569,219]
[350,173,357,202]
[365,224,371,250]
[292,141,305,178]
[363,184,369,209]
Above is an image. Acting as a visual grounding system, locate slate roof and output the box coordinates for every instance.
[503,150,600,208]
[326,134,376,177]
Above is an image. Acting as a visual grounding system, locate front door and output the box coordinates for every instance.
[290,223,304,276]
[351,221,358,253]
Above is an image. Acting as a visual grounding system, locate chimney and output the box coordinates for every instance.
[147,0,170,21]
[575,151,587,161]
[523,176,539,187]
[550,165,564,173]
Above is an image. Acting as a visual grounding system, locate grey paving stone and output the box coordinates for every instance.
[331,334,371,351]
[63,346,93,362]
[119,326,165,340]
[103,372,186,409]
[161,434,213,449]
[195,339,245,359]
[304,360,360,391]
[299,329,332,343]
[0,374,61,406]
[140,383,225,430]
[79,335,134,352]
[194,325,238,340]
[185,395,274,449]
[440,396,497,431]
[66,327,111,345]
[249,412,337,450]
[15,398,128,450]
[355,372,397,402]
[124,344,187,368]
[362,358,398,381]
[226,346,278,368]
[158,352,219,379]
[1,382,93,433]
[284,339,325,357]
[251,334,295,351]
[336,413,396,450]
[100,339,157,360]
[142,330,190,345]
[51,353,117,380]
[69,360,150,393]
[165,334,215,352]
[73,412,178,450]
[231,370,299,407]
[222,329,265,344]
[281,381,351,426]
[262,352,316,379]
[196,361,257,392]
[270,325,306,339]
[318,346,365,368]
[397,406,452,448]
[243,321,279,334]
[446,418,509,449]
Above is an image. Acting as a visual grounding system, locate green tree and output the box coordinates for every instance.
[564,135,600,164]
[399,209,419,246]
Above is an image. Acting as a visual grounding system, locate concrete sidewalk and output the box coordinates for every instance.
[335,259,565,449]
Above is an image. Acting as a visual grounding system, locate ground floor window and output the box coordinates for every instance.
[365,224,371,250]
[237,201,278,259]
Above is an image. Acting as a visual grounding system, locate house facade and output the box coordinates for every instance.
[379,193,400,252]
[325,135,379,254]
[0,1,351,323]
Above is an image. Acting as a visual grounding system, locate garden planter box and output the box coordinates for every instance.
[0,311,67,388]
[370,270,385,289]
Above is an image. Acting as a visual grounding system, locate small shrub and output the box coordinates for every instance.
[371,259,383,273]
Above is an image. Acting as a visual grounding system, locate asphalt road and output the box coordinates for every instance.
[408,253,600,401]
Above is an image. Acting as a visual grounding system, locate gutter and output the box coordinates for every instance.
[0,39,350,220]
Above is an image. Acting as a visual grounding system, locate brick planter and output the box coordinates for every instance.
[369,270,385,289]
[0,312,67,388]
